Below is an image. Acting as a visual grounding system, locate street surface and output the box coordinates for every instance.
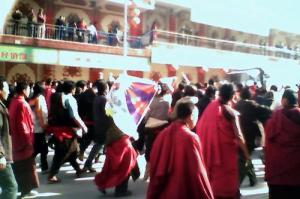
[7,147,268,199]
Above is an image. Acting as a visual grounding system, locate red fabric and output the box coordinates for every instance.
[44,86,52,111]
[196,100,239,198]
[9,96,34,161]
[46,126,74,142]
[147,121,214,199]
[298,89,300,106]
[94,135,137,189]
[265,108,300,185]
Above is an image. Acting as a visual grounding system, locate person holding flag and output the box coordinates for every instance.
[94,74,157,197]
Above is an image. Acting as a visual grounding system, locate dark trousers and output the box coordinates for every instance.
[79,125,94,154]
[33,132,49,171]
[145,125,168,162]
[269,184,300,199]
[27,23,35,37]
[49,137,80,177]
[239,150,257,186]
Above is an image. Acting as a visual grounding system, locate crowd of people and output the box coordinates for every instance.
[9,7,145,47]
[0,74,299,199]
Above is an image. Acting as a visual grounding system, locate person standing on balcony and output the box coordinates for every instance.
[27,8,35,37]
[37,8,46,38]
[11,8,23,35]
[0,76,18,199]
[77,19,86,42]
[9,81,40,198]
[149,21,157,45]
[55,16,66,40]
[67,20,77,41]
[87,22,98,44]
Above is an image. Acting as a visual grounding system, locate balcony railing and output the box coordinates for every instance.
[155,30,300,60]
[3,20,151,49]
[3,21,300,61]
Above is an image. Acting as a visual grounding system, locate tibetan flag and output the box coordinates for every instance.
[106,74,158,139]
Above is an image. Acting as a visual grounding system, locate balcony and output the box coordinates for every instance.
[0,21,152,71]
[2,21,151,57]
[154,30,300,61]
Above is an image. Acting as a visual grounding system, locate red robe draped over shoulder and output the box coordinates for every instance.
[147,121,214,199]
[265,108,300,185]
[9,96,34,162]
[196,100,239,198]
[94,135,137,189]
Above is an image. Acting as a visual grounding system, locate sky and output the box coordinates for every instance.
[187,0,300,35]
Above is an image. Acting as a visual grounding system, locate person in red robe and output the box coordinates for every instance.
[9,81,39,197]
[265,89,300,199]
[196,84,249,199]
[94,121,139,197]
[147,97,214,199]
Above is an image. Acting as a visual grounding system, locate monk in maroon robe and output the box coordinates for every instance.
[265,89,300,199]
[9,81,39,197]
[94,122,138,197]
[147,97,214,199]
[196,84,249,199]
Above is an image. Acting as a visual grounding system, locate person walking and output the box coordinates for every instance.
[196,84,249,199]
[0,76,18,199]
[9,81,39,198]
[265,89,300,199]
[29,82,49,173]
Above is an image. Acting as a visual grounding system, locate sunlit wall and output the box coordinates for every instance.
[0,0,17,34]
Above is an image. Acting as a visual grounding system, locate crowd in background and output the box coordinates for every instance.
[0,74,300,198]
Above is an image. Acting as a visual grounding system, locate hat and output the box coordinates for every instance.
[170,96,198,119]
[145,117,169,129]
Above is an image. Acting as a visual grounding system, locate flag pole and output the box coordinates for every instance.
[123,0,128,57]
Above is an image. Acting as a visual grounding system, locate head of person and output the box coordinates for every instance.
[235,83,244,93]
[219,83,235,104]
[175,97,199,130]
[157,82,168,97]
[240,86,252,100]
[45,78,52,86]
[15,81,30,98]
[62,80,75,95]
[208,79,214,86]
[76,80,87,93]
[94,80,108,96]
[0,76,10,101]
[32,81,45,98]
[205,85,216,99]
[177,82,186,91]
[281,89,298,108]
[270,85,278,92]
[183,84,197,97]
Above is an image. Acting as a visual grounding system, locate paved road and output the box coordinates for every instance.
[18,148,268,199]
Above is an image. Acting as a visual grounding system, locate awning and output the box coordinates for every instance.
[0,44,151,71]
